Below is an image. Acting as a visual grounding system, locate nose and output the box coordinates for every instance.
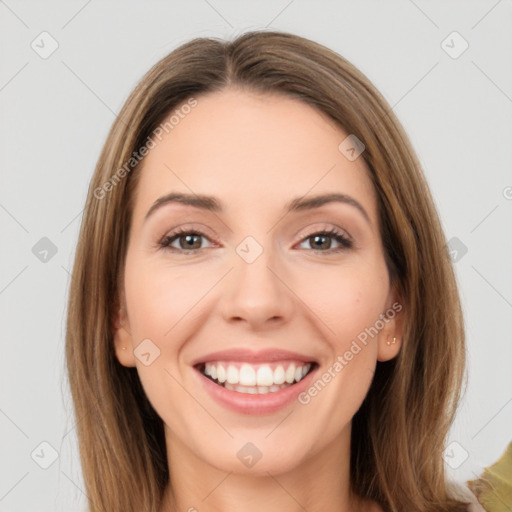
[219,248,295,330]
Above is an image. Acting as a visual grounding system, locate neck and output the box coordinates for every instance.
[159,424,368,512]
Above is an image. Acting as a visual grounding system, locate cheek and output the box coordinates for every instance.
[297,268,385,432]
[124,255,213,340]
[122,256,209,426]
[297,262,389,346]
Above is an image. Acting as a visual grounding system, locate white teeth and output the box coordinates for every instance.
[256,366,274,386]
[273,365,286,385]
[224,382,290,394]
[217,364,226,383]
[202,361,313,390]
[239,364,256,386]
[226,365,238,384]
[285,364,296,383]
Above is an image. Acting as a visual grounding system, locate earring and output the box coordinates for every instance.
[386,337,397,346]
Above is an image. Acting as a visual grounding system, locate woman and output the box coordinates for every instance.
[66,30,482,512]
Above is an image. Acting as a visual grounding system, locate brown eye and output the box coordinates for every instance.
[160,230,213,252]
[309,234,332,250]
[176,233,203,250]
[298,229,352,253]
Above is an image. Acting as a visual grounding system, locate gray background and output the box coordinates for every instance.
[1,1,511,510]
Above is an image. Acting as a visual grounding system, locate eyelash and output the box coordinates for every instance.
[158,227,353,255]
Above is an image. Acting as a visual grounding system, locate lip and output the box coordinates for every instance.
[193,362,319,415]
[191,347,318,366]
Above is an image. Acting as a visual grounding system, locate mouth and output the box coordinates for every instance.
[194,360,318,395]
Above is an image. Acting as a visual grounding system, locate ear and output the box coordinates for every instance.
[377,284,406,362]
[112,292,137,367]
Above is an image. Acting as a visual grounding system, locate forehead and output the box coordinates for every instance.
[132,88,377,225]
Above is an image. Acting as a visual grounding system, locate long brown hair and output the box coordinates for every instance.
[65,30,470,512]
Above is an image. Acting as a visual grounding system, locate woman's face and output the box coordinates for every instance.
[114,88,403,476]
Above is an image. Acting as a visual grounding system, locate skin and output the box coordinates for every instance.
[113,88,404,512]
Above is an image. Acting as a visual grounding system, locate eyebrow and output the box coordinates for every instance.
[144,192,371,225]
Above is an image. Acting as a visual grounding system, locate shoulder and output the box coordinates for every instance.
[357,481,486,512]
[447,480,487,512]
[466,495,487,512]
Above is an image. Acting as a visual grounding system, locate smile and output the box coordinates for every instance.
[198,361,315,395]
